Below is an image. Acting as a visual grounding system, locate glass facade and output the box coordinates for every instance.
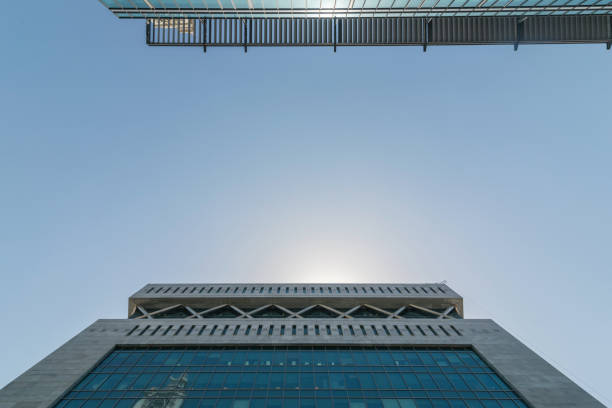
[99,0,612,18]
[55,347,527,408]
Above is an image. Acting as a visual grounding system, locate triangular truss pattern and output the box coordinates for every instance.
[250,304,292,318]
[198,305,243,319]
[299,305,342,318]
[132,303,459,320]
[345,304,391,319]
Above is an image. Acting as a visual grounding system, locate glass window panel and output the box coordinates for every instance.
[74,374,97,391]
[358,373,375,388]
[239,373,256,388]
[192,352,208,364]
[233,351,248,364]
[444,353,462,366]
[131,374,153,389]
[401,373,421,388]
[85,374,110,391]
[316,373,330,388]
[210,373,226,387]
[318,400,333,408]
[98,374,124,391]
[373,373,391,389]
[286,373,299,387]
[353,351,367,364]
[364,352,380,364]
[340,352,354,365]
[387,374,404,389]
[330,373,346,389]
[285,399,299,408]
[165,352,182,365]
[98,400,118,408]
[99,0,118,7]
[270,373,284,388]
[490,376,510,391]
[417,374,437,389]
[225,373,242,387]
[251,401,267,408]
[334,401,350,408]
[254,373,269,388]
[475,375,500,390]
[403,353,422,365]
[301,399,316,408]
[378,353,393,365]
[447,374,469,391]
[418,354,435,366]
[431,374,451,390]
[194,373,212,387]
[382,400,400,408]
[301,372,315,388]
[460,374,483,391]
[366,400,383,408]
[52,348,524,408]
[151,352,169,364]
[200,401,217,408]
[346,373,361,389]
[206,352,221,364]
[147,373,168,388]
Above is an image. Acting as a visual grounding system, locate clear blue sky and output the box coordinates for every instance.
[1,1,611,405]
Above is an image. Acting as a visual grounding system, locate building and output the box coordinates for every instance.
[0,283,604,408]
[96,1,612,50]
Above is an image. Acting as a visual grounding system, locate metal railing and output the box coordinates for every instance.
[145,15,612,50]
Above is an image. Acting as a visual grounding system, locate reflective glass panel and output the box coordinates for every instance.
[54,347,526,408]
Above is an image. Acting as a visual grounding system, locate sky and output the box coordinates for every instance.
[1,0,612,405]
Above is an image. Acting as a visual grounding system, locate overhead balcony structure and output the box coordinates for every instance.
[98,0,612,50]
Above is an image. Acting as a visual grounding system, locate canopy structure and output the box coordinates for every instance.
[98,0,612,49]
[101,0,612,17]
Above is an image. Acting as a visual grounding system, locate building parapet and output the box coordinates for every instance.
[129,283,463,319]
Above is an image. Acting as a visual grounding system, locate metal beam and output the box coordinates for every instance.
[514,17,525,51]
[606,16,612,50]
[115,5,612,17]
[408,304,445,318]
[203,18,207,52]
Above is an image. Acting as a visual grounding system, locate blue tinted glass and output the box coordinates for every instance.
[53,348,525,408]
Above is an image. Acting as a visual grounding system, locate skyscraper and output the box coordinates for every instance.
[97,1,612,50]
[0,283,604,408]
